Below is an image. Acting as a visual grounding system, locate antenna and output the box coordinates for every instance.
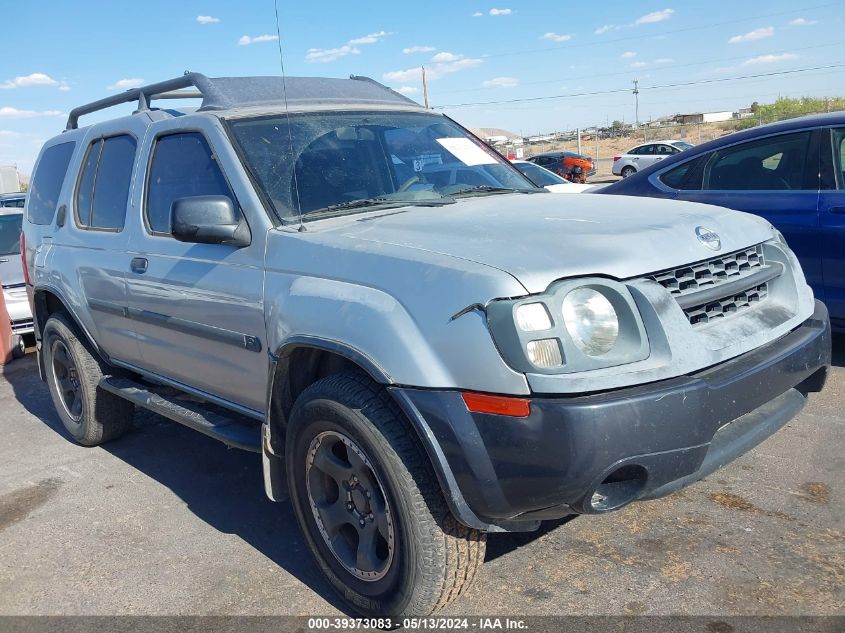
[274,0,305,231]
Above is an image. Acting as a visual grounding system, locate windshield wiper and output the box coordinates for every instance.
[449,186,543,198]
[301,196,455,220]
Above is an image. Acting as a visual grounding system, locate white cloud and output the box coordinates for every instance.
[58,83,71,92]
[742,53,798,66]
[0,73,59,90]
[635,8,674,24]
[431,51,460,63]
[384,52,483,83]
[196,15,220,24]
[349,31,388,45]
[621,51,637,59]
[238,34,279,46]
[489,8,512,15]
[0,107,63,119]
[305,31,389,62]
[396,86,419,95]
[472,12,483,17]
[595,24,619,35]
[631,61,648,68]
[403,45,436,54]
[541,32,572,42]
[729,26,774,44]
[654,57,674,64]
[482,77,519,88]
[0,130,21,138]
[789,17,817,26]
[107,78,145,90]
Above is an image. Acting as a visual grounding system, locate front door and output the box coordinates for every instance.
[819,127,845,323]
[126,121,269,413]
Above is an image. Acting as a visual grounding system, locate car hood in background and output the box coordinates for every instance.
[307,193,774,294]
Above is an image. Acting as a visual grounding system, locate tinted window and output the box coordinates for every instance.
[834,129,845,189]
[1,198,25,208]
[515,162,566,187]
[146,132,235,234]
[636,145,655,155]
[704,132,812,191]
[659,154,709,190]
[27,142,75,225]
[0,214,22,256]
[76,139,102,227]
[92,135,136,229]
[656,144,678,155]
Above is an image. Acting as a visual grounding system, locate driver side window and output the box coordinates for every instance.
[703,131,812,191]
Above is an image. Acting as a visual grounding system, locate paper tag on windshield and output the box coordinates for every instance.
[435,137,498,166]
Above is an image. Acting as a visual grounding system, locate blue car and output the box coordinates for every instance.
[598,113,845,328]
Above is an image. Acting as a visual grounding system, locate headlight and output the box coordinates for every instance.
[561,288,619,356]
[485,278,650,374]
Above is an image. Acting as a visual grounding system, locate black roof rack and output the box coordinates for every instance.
[66,72,422,130]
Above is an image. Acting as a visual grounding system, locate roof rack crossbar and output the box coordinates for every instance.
[65,72,220,130]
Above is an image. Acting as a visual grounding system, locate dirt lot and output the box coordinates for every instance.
[0,345,843,618]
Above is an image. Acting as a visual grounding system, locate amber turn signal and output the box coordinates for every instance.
[461,392,531,418]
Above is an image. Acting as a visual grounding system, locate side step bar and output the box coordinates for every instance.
[99,376,261,453]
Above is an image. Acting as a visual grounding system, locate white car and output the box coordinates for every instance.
[0,194,32,353]
[511,160,593,193]
[612,140,694,178]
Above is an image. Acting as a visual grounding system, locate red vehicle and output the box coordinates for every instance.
[526,151,596,183]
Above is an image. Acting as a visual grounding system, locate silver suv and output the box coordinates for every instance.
[22,74,831,618]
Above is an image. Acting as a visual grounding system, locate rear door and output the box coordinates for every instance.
[659,130,822,299]
[819,127,845,322]
[125,117,270,413]
[633,144,660,170]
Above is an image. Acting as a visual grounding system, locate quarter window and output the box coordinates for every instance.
[703,131,812,191]
[146,132,235,234]
[27,142,75,225]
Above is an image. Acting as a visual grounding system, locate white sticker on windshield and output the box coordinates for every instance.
[435,137,498,166]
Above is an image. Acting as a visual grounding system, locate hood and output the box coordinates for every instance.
[309,193,775,294]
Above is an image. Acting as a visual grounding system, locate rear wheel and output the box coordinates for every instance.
[286,372,486,617]
[621,165,636,178]
[43,313,134,446]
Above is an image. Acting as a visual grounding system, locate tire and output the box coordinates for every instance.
[286,371,486,617]
[621,165,636,178]
[42,313,134,446]
[11,335,25,359]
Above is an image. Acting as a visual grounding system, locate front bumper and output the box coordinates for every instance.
[3,285,33,334]
[392,300,831,531]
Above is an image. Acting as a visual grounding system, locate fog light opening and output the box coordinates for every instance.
[590,465,648,512]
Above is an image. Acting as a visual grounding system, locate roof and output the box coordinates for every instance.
[66,72,424,129]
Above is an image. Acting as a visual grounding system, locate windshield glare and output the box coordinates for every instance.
[0,214,22,257]
[229,111,537,221]
[514,162,567,187]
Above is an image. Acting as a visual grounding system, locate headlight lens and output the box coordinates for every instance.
[561,288,619,356]
[515,302,552,331]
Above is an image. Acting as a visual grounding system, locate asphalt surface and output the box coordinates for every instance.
[0,344,843,618]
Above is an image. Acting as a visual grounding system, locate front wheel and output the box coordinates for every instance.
[286,372,486,617]
[621,165,636,178]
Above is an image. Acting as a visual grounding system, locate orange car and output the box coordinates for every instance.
[526,151,596,183]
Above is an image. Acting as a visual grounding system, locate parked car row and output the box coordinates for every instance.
[612,139,694,177]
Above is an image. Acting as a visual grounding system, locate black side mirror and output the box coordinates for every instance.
[170,196,250,246]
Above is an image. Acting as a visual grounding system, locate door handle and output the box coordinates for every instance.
[130,257,148,274]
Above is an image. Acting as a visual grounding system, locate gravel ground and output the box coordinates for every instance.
[0,344,842,618]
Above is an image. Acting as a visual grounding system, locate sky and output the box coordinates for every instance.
[1,0,843,174]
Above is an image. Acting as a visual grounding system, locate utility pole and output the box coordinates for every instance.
[422,66,429,109]
[632,79,640,128]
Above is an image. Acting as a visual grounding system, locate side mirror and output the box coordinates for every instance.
[170,196,250,246]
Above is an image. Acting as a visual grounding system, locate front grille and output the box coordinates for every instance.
[11,319,33,334]
[648,245,775,326]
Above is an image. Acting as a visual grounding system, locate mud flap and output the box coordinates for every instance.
[262,422,289,502]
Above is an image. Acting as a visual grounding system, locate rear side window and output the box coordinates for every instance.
[659,154,709,190]
[703,131,812,191]
[145,132,235,234]
[0,214,23,256]
[27,142,75,225]
[76,135,136,230]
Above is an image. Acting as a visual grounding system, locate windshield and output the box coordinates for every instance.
[675,142,694,150]
[514,162,568,187]
[228,111,538,221]
[0,214,22,256]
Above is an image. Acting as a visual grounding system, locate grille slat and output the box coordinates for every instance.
[648,245,774,327]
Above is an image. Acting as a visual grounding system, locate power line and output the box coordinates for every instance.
[433,63,845,109]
